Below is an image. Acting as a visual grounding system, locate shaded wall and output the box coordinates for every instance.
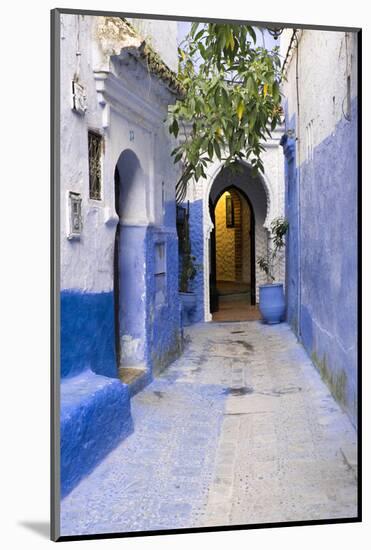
[281,30,358,425]
[146,221,182,376]
[281,120,299,333]
[186,199,204,324]
[299,100,358,422]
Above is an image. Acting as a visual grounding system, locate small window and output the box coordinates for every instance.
[88,131,103,200]
[155,243,166,306]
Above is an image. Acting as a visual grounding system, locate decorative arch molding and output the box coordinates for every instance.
[203,161,275,229]
[200,160,278,322]
[91,17,181,133]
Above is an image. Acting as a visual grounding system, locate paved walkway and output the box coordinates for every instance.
[60,321,357,536]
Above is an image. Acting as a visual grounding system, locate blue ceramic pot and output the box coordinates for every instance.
[258,283,285,324]
[179,292,197,326]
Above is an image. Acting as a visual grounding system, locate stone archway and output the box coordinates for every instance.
[202,161,276,322]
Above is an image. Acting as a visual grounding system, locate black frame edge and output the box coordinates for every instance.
[53,8,361,33]
[57,516,361,542]
[356,27,362,523]
[51,7,61,543]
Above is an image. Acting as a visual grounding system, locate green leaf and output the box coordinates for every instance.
[247,75,256,95]
[272,80,280,103]
[194,29,204,42]
[214,140,221,160]
[221,86,229,106]
[191,22,199,37]
[172,119,179,138]
[246,26,256,43]
[249,108,257,129]
[208,141,214,159]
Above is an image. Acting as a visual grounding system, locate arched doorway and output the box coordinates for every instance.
[204,161,271,322]
[210,185,259,321]
[114,149,148,383]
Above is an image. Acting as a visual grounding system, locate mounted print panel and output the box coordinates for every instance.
[51,8,361,542]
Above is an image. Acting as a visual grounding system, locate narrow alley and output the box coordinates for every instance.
[61,321,357,536]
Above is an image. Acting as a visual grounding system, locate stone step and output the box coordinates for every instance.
[119,366,149,396]
[60,369,133,498]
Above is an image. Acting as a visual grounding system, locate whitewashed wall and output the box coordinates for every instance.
[60,14,180,293]
[280,29,358,164]
[128,18,178,72]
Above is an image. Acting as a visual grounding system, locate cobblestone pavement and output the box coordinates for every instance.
[60,322,357,536]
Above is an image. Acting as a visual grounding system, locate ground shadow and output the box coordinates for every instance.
[18,521,49,539]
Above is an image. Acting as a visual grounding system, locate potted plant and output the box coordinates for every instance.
[257,217,289,324]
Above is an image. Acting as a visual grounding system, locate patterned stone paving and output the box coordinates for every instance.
[60,321,357,536]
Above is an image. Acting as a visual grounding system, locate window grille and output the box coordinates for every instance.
[88,131,102,200]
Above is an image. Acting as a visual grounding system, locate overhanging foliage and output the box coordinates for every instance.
[167,23,283,202]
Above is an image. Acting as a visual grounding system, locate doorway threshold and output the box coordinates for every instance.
[212,304,262,322]
[118,366,149,396]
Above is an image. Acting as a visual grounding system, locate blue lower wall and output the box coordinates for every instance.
[117,222,182,375]
[117,217,182,376]
[61,290,117,379]
[60,211,183,497]
[284,100,358,425]
[118,225,147,366]
[147,226,182,375]
[186,199,204,324]
[60,290,133,497]
[281,119,299,332]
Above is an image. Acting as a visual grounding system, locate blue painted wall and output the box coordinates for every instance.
[181,199,204,324]
[61,290,118,379]
[284,100,358,425]
[147,226,182,375]
[281,118,299,332]
[118,225,147,367]
[60,289,133,497]
[60,201,183,497]
[117,204,182,376]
